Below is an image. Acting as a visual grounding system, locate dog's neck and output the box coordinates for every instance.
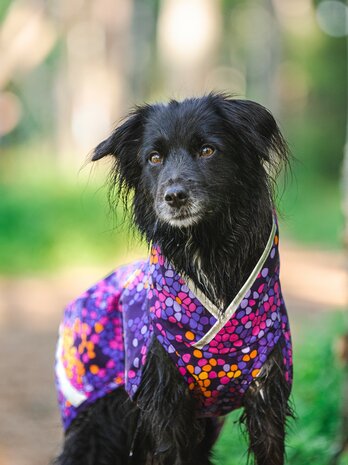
[151,203,273,309]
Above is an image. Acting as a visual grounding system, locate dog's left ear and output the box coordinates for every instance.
[91,105,151,162]
[216,96,289,167]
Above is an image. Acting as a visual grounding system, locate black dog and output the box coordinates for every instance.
[54,93,293,465]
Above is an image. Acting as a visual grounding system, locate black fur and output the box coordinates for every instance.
[54,93,293,465]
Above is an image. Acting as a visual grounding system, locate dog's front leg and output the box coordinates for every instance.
[241,344,293,465]
[134,337,215,465]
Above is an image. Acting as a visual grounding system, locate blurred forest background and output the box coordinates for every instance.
[0,0,347,464]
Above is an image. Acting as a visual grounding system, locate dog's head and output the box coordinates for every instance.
[92,93,288,238]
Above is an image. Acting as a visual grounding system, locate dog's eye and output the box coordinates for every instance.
[199,145,215,158]
[148,151,163,165]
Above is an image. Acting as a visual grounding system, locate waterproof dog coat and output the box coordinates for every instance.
[56,218,292,431]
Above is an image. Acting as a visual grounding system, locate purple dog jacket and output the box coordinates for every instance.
[56,218,292,431]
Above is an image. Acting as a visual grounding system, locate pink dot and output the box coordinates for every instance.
[220,347,230,354]
[182,353,191,363]
[128,370,136,379]
[179,367,186,376]
[221,376,230,385]
[226,325,235,334]
[252,326,260,336]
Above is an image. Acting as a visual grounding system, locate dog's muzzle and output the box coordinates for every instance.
[155,184,203,228]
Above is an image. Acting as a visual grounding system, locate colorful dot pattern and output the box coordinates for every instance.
[56,226,292,430]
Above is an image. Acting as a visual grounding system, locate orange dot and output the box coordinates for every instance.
[203,391,212,398]
[189,382,195,391]
[193,349,203,359]
[176,297,182,304]
[250,350,257,359]
[202,364,212,372]
[203,379,211,387]
[234,370,242,378]
[231,364,238,371]
[274,235,279,245]
[199,371,208,380]
[95,323,104,333]
[90,365,99,374]
[86,341,94,350]
[218,371,226,378]
[77,365,85,376]
[82,323,89,333]
[252,369,260,378]
[185,331,195,341]
[209,358,217,366]
[242,355,250,362]
[187,364,194,374]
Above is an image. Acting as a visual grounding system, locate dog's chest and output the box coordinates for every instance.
[121,235,292,416]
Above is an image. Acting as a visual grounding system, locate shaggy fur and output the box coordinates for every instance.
[54,93,293,465]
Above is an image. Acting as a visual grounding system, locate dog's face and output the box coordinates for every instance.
[93,93,287,234]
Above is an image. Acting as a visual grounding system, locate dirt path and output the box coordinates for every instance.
[0,243,346,465]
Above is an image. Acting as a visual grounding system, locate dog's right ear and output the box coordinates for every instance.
[91,105,151,161]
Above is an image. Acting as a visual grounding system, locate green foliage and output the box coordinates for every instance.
[214,313,348,465]
[283,21,346,180]
[0,170,145,275]
[0,0,11,21]
[279,167,342,247]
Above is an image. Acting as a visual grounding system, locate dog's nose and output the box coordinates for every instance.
[164,186,188,208]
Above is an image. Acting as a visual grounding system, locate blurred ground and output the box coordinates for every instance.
[0,241,346,465]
